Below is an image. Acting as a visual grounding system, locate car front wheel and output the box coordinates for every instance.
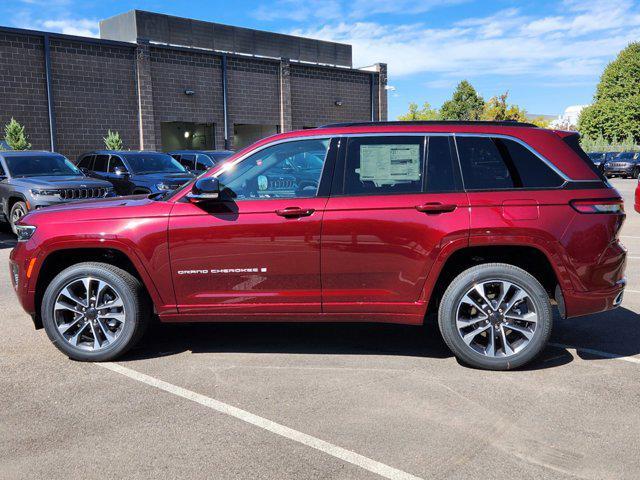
[438,263,552,370]
[41,262,150,361]
[9,201,28,235]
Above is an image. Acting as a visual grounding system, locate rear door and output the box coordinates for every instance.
[321,135,470,317]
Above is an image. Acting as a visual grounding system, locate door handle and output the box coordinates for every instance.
[275,207,315,218]
[415,202,457,214]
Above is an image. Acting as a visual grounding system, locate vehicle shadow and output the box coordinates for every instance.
[0,224,16,250]
[123,306,640,370]
[551,306,640,362]
[127,321,454,361]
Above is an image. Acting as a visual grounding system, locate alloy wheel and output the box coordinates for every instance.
[455,280,538,358]
[53,277,127,351]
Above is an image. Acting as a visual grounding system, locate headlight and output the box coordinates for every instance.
[156,183,172,191]
[15,225,36,242]
[30,189,60,196]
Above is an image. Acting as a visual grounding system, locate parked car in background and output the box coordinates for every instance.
[587,152,606,172]
[169,150,234,175]
[0,140,12,150]
[603,151,640,178]
[11,122,626,371]
[77,151,195,195]
[0,151,113,233]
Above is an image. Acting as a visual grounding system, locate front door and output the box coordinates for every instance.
[321,135,470,318]
[169,137,336,316]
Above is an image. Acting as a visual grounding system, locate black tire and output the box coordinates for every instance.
[41,262,150,361]
[9,200,28,235]
[438,263,552,371]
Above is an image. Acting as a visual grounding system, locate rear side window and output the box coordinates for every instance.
[426,136,461,192]
[456,136,564,190]
[93,154,109,172]
[343,136,424,195]
[78,155,94,169]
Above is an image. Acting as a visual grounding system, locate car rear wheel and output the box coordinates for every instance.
[438,263,552,370]
[9,201,28,235]
[41,262,150,361]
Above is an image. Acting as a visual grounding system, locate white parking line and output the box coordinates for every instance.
[626,256,640,260]
[549,343,640,365]
[97,362,424,480]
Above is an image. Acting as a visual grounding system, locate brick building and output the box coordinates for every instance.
[0,10,387,160]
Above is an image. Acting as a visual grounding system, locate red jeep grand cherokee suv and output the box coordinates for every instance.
[10,122,626,370]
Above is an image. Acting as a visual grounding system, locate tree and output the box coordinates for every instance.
[440,80,484,121]
[481,91,527,122]
[578,42,640,143]
[4,118,31,150]
[398,101,439,121]
[103,130,123,150]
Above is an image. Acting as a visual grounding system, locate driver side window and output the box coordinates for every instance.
[217,139,329,200]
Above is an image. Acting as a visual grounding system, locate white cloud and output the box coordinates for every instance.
[12,12,99,37]
[291,0,640,83]
[40,19,99,37]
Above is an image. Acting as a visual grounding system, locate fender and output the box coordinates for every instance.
[28,236,176,315]
[418,232,571,314]
[4,192,28,217]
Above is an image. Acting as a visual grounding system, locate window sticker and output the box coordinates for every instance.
[357,144,421,185]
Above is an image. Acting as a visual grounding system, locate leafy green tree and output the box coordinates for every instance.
[440,80,485,121]
[103,130,123,150]
[578,42,640,143]
[4,118,31,150]
[398,101,440,121]
[481,92,527,122]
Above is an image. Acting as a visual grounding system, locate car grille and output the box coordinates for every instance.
[59,187,109,200]
[608,162,629,168]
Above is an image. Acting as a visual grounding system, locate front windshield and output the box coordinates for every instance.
[124,153,187,174]
[5,154,82,177]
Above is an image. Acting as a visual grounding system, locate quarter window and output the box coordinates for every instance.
[217,139,329,200]
[456,136,563,190]
[343,136,424,195]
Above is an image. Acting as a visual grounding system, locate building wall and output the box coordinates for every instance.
[50,39,139,160]
[0,32,50,151]
[226,56,281,141]
[290,65,374,129]
[149,46,225,149]
[0,27,384,159]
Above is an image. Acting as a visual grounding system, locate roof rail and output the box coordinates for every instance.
[318,120,539,128]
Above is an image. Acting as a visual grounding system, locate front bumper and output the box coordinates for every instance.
[604,165,634,176]
[9,240,38,321]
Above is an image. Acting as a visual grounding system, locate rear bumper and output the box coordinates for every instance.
[563,279,626,318]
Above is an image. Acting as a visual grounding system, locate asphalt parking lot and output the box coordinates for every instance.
[2,178,640,480]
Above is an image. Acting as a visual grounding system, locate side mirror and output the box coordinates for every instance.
[114,167,129,177]
[187,177,220,203]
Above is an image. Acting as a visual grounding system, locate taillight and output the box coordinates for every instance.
[570,199,624,214]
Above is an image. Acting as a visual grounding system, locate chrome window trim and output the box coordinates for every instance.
[211,131,594,188]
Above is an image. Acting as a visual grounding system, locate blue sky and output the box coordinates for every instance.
[3,0,640,119]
